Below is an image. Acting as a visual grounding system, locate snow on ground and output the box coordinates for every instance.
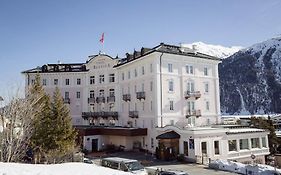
[210,159,281,175]
[0,162,133,175]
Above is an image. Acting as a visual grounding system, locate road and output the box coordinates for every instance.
[146,164,237,175]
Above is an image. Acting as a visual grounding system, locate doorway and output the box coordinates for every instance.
[92,139,98,152]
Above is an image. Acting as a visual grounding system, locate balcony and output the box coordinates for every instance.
[82,111,118,119]
[107,96,115,103]
[136,92,145,100]
[129,111,139,118]
[184,91,201,100]
[96,97,105,103]
[123,94,131,102]
[63,98,70,104]
[88,97,95,103]
[186,110,201,118]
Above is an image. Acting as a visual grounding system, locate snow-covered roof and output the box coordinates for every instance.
[226,128,266,135]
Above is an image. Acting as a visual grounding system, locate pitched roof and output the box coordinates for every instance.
[156,131,180,139]
[114,43,221,68]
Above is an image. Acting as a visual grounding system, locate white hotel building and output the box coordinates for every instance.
[23,43,269,164]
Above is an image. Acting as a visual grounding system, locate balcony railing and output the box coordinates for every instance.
[184,91,201,99]
[123,94,131,102]
[63,98,70,104]
[88,97,95,103]
[186,110,201,118]
[136,92,145,100]
[129,111,139,118]
[82,111,118,119]
[96,97,105,103]
[107,96,115,103]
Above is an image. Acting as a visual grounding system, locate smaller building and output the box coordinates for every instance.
[156,125,269,164]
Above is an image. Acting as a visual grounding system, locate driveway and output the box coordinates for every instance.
[87,151,237,175]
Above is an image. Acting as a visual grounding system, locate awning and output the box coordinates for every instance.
[156,131,180,139]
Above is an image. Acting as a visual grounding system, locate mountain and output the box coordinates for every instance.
[182,42,243,58]
[219,37,281,115]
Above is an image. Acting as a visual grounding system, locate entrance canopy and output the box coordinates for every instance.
[156,131,180,139]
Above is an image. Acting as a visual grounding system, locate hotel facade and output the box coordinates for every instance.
[23,43,269,164]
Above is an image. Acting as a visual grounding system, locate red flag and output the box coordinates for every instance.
[99,33,104,44]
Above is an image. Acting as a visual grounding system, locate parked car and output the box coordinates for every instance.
[146,167,188,175]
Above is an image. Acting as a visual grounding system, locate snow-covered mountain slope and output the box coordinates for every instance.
[219,37,281,115]
[182,42,243,58]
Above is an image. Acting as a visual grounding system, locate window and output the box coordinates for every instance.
[42,79,47,86]
[204,83,209,93]
[128,71,131,79]
[150,63,153,73]
[184,141,188,156]
[77,78,81,85]
[109,74,115,83]
[54,79,58,85]
[134,69,137,77]
[262,137,267,147]
[186,65,194,74]
[90,90,95,98]
[151,138,154,148]
[142,66,145,75]
[65,79,69,85]
[187,101,195,111]
[150,81,153,91]
[201,142,207,154]
[168,63,173,72]
[251,138,260,148]
[65,92,69,99]
[204,67,208,76]
[169,101,174,110]
[99,90,104,97]
[90,76,95,84]
[99,75,104,83]
[206,101,210,111]
[109,89,115,97]
[228,140,237,151]
[239,139,249,150]
[31,79,35,85]
[76,91,81,99]
[122,73,125,80]
[187,82,195,92]
[168,80,174,92]
[214,141,220,155]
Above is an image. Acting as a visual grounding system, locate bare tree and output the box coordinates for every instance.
[0,92,44,162]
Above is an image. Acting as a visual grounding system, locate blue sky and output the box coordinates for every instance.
[0,0,281,100]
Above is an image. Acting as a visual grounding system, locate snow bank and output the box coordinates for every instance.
[0,162,133,175]
[209,159,281,175]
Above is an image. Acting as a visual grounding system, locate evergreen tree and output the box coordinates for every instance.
[48,87,77,162]
[29,74,51,162]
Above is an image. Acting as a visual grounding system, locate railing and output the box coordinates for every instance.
[122,94,131,102]
[82,111,118,119]
[96,97,105,103]
[63,98,70,104]
[184,91,201,99]
[136,92,145,100]
[186,110,201,118]
[107,96,115,103]
[129,111,139,118]
[88,97,95,103]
